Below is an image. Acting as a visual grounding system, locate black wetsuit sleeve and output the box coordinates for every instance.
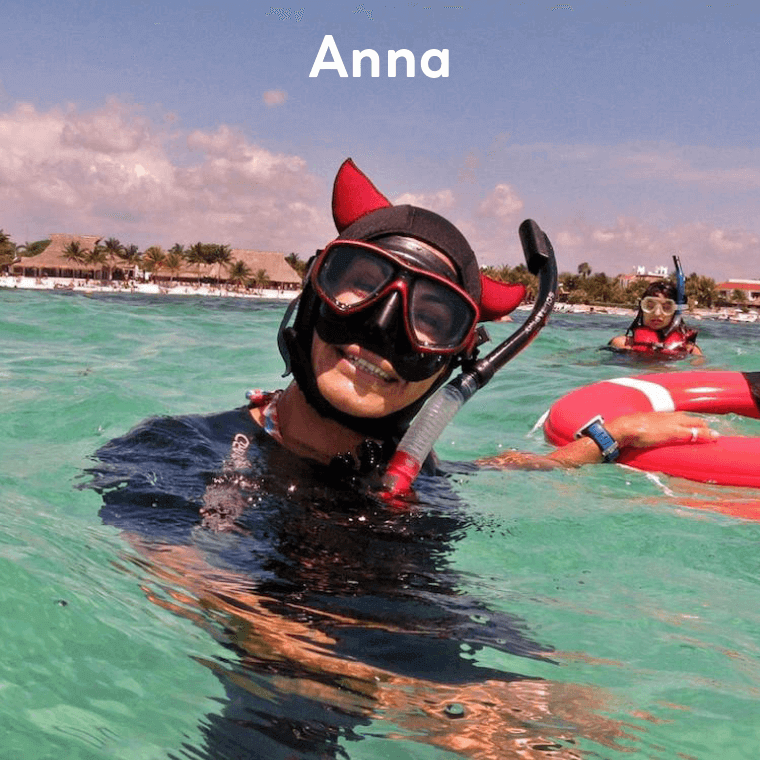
[87,408,261,542]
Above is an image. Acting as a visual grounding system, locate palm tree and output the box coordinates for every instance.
[63,240,90,274]
[686,274,717,309]
[142,246,166,282]
[0,229,13,260]
[87,245,108,279]
[186,242,207,280]
[0,236,25,273]
[227,260,252,290]
[210,244,233,287]
[0,235,15,273]
[101,237,124,280]
[252,268,271,292]
[164,251,184,284]
[117,244,141,279]
[285,252,308,278]
[25,239,51,257]
[577,262,592,278]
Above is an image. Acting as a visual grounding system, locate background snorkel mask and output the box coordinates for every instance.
[627,280,682,338]
[278,158,526,441]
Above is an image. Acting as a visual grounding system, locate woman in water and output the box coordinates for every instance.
[90,159,717,759]
[608,280,702,359]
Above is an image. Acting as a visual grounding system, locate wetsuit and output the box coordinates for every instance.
[87,405,553,760]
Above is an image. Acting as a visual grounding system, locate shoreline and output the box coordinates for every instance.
[0,275,297,301]
[2,275,757,323]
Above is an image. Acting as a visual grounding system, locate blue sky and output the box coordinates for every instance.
[1,1,759,280]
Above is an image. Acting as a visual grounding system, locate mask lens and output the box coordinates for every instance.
[317,246,395,308]
[314,241,477,352]
[641,296,676,315]
[410,279,474,348]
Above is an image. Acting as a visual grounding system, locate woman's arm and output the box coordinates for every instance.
[608,335,630,350]
[479,411,718,470]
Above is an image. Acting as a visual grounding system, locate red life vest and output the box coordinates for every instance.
[627,325,697,357]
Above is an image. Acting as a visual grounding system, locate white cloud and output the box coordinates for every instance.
[3,104,759,281]
[393,188,455,213]
[262,90,288,107]
[0,99,331,253]
[553,217,760,280]
[475,183,524,220]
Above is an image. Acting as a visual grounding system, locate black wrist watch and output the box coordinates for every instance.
[574,415,620,463]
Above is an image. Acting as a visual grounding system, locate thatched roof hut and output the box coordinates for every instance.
[230,249,303,289]
[12,234,104,278]
[9,235,303,291]
[151,249,302,289]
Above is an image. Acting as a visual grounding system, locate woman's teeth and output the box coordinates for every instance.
[345,353,394,382]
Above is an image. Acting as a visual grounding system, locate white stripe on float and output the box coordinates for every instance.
[606,377,676,412]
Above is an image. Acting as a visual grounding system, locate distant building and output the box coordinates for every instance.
[11,233,104,279]
[229,249,302,291]
[715,279,760,305]
[10,235,302,291]
[617,264,672,289]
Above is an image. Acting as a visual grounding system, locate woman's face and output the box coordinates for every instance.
[640,293,677,331]
[311,332,446,418]
[309,240,461,419]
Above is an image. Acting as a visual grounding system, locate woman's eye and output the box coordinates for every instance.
[346,274,379,294]
[415,305,452,341]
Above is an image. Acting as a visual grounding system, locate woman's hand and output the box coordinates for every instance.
[606,411,718,450]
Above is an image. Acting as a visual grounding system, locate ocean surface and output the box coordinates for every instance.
[3,288,760,760]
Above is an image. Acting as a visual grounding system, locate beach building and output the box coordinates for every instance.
[229,249,302,292]
[8,235,302,293]
[10,234,107,280]
[715,279,760,306]
[148,249,302,292]
[617,265,671,289]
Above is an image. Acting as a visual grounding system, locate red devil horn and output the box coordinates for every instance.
[478,275,526,321]
[332,158,392,232]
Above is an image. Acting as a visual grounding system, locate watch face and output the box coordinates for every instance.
[585,421,619,462]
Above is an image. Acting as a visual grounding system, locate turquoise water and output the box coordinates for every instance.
[3,288,760,759]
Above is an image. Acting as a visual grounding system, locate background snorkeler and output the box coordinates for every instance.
[608,280,702,359]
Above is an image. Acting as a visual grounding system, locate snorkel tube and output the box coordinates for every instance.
[673,254,686,318]
[381,219,558,499]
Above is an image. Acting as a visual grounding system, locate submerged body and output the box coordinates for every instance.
[90,406,618,759]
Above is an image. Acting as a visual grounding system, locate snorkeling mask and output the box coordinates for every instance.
[640,296,677,316]
[310,237,481,382]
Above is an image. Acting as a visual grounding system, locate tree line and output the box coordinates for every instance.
[483,260,729,310]
[0,231,278,291]
[2,229,746,308]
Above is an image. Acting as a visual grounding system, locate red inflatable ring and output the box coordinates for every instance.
[544,371,760,488]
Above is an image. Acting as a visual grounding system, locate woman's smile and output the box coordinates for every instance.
[311,333,445,418]
[338,345,397,384]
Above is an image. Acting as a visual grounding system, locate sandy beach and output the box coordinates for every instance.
[0,275,298,301]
